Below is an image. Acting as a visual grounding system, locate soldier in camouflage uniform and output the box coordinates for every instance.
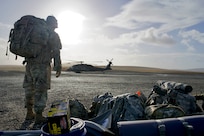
[22,16,62,129]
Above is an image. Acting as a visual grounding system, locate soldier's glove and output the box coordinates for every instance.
[53,65,61,78]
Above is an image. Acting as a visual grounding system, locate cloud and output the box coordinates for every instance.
[101,0,204,58]
[180,39,195,52]
[179,30,204,44]
[107,27,176,47]
[179,30,204,51]
[138,27,175,46]
[75,26,176,60]
[105,0,204,33]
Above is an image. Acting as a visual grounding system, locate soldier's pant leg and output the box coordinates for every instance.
[34,88,47,124]
[34,88,48,114]
[25,88,35,120]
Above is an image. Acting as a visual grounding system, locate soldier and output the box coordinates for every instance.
[22,15,62,129]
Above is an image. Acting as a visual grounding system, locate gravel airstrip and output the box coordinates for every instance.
[0,66,204,130]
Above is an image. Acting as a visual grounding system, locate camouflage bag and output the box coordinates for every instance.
[69,99,88,119]
[145,104,185,119]
[156,80,193,94]
[89,92,146,132]
[8,15,49,58]
[168,90,197,115]
[91,93,145,132]
[145,85,168,106]
[156,80,197,115]
[146,92,168,106]
[111,93,145,122]
[89,92,113,117]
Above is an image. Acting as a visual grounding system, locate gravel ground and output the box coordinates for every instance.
[0,70,204,130]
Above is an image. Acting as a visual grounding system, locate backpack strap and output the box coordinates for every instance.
[6,29,14,56]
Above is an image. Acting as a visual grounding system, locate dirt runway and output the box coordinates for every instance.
[0,70,204,130]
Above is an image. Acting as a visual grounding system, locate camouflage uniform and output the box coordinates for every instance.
[23,20,62,121]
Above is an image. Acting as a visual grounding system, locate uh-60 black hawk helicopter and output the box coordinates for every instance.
[67,59,113,73]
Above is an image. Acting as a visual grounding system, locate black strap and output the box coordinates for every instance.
[6,43,8,56]
[178,118,193,136]
[6,29,13,56]
[156,120,166,136]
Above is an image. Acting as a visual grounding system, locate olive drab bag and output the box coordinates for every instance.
[90,93,145,132]
[145,104,185,119]
[8,15,49,58]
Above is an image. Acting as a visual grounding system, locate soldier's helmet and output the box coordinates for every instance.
[46,15,58,28]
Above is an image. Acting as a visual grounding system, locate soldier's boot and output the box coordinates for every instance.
[25,98,35,120]
[35,113,47,123]
[32,113,47,130]
[20,105,35,130]
[25,89,35,120]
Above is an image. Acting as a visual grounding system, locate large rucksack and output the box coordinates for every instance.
[157,80,197,115]
[8,15,49,58]
[89,92,114,117]
[89,92,145,132]
[146,80,197,115]
[168,89,197,115]
[111,93,145,130]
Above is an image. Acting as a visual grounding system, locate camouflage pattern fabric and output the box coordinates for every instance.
[145,92,168,106]
[156,80,193,93]
[49,30,62,72]
[23,26,62,114]
[69,99,88,119]
[147,80,198,115]
[24,30,62,66]
[89,92,113,117]
[23,63,51,113]
[145,104,185,119]
[156,80,197,114]
[9,15,49,58]
[168,90,197,115]
[90,93,145,132]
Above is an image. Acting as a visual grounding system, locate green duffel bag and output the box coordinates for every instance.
[145,104,185,119]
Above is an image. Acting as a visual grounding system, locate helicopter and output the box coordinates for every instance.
[67,59,113,73]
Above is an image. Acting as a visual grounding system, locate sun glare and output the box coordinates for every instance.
[56,11,85,45]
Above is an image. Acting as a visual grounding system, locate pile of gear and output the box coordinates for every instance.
[17,79,204,135]
[67,80,204,133]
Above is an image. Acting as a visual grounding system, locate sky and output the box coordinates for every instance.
[0,0,204,70]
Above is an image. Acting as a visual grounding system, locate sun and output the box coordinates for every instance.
[56,11,85,45]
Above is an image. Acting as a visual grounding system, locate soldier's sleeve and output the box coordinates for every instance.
[52,33,62,72]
